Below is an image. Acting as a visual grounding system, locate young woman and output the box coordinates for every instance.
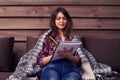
[38,7,82,80]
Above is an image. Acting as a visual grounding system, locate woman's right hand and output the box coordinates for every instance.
[41,55,52,65]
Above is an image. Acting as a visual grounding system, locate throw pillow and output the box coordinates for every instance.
[0,37,14,71]
[82,37,120,72]
[26,36,38,52]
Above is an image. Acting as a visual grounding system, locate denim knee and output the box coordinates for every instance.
[40,67,60,80]
[62,72,82,80]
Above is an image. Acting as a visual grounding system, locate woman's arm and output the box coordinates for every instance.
[38,40,52,66]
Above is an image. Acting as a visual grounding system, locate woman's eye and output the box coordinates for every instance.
[56,17,60,20]
[63,17,67,20]
[56,17,67,20]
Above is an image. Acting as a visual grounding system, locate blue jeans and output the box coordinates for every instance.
[40,59,82,80]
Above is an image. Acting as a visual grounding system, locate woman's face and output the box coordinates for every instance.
[55,12,67,30]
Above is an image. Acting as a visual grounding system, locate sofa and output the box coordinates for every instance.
[0,36,120,80]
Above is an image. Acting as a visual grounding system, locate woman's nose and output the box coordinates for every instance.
[60,18,64,22]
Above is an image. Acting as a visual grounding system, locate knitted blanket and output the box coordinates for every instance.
[7,30,118,80]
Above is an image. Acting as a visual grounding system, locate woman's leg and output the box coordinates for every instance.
[40,67,60,80]
[62,72,82,80]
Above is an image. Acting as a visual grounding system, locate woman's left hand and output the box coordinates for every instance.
[57,47,74,59]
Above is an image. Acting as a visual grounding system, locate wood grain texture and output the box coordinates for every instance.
[0,30,45,41]
[0,18,119,29]
[0,6,119,18]
[0,30,119,41]
[0,0,119,5]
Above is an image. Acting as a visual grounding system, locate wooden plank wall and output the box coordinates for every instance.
[0,0,120,54]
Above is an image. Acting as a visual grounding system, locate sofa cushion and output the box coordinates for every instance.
[0,72,12,80]
[82,37,120,72]
[26,36,38,52]
[0,37,14,71]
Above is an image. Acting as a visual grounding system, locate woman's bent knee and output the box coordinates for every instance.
[62,72,82,80]
[40,67,60,80]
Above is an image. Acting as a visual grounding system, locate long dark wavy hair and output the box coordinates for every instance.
[45,7,73,45]
[49,7,73,38]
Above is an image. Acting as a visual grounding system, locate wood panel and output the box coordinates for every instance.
[0,0,119,5]
[0,30,45,41]
[0,6,119,18]
[0,18,119,29]
[0,18,49,29]
[73,30,120,39]
[0,30,120,41]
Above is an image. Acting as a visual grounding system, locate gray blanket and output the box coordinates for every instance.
[7,30,118,80]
